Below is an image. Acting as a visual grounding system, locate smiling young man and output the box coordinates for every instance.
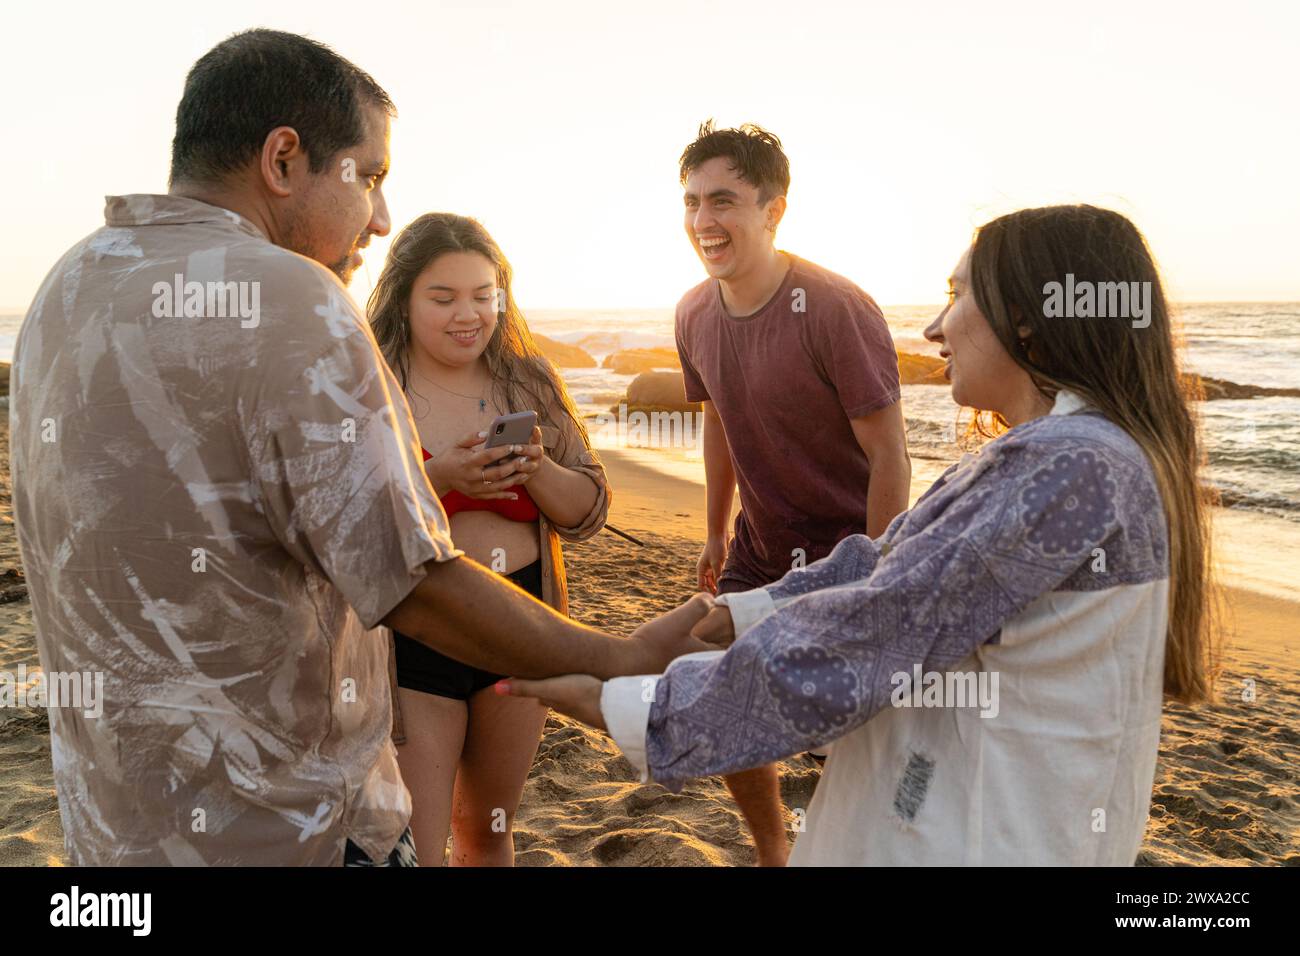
[674,121,911,865]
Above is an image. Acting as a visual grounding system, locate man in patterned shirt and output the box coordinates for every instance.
[10,29,706,866]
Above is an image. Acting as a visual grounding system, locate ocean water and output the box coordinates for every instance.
[3,303,1298,523]
[525,303,1300,525]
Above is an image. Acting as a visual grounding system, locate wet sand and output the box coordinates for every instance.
[1,435,1296,865]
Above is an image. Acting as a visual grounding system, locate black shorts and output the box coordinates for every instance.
[343,827,418,866]
[393,558,544,701]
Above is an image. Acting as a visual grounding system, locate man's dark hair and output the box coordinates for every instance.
[169,29,395,186]
[678,120,791,203]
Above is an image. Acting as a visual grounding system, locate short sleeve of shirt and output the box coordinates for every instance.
[242,281,461,630]
[811,290,900,419]
[675,307,710,404]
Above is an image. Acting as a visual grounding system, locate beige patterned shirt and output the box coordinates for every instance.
[10,194,461,865]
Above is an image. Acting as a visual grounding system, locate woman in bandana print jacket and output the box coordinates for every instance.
[503,205,1217,867]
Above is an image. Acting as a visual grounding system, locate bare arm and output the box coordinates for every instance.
[698,400,736,592]
[521,436,600,529]
[702,401,736,537]
[381,555,715,679]
[850,400,911,538]
[525,455,599,528]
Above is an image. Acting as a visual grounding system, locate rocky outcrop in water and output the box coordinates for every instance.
[1192,375,1300,401]
[602,348,683,375]
[898,352,947,385]
[616,371,702,414]
[534,335,596,368]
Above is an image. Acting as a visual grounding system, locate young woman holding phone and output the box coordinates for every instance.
[368,213,610,866]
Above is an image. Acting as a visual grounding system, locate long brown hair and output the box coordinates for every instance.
[967,204,1218,704]
[367,213,590,461]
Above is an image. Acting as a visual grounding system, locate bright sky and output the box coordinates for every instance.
[2,0,1297,311]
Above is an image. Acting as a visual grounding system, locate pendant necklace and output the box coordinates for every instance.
[413,366,489,417]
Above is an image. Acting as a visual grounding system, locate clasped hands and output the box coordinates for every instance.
[498,594,738,730]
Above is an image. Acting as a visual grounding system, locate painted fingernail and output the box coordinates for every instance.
[494,679,511,695]
[477,431,487,438]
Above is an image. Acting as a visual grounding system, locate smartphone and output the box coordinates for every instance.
[483,410,538,449]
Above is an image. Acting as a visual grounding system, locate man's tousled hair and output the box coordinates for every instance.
[678,120,791,203]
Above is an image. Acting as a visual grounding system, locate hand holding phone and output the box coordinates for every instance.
[483,411,546,491]
[483,410,538,449]
[428,412,540,500]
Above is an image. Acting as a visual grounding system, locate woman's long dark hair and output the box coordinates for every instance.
[367,213,590,461]
[967,204,1218,704]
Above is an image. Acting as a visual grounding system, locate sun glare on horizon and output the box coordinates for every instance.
[1,1,1297,311]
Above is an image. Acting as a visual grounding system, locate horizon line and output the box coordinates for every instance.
[2,298,1299,316]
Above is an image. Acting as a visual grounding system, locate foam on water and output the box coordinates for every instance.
[528,303,1300,524]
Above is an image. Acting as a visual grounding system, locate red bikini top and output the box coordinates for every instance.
[422,447,540,523]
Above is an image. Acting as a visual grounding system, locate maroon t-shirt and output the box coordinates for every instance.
[675,253,900,589]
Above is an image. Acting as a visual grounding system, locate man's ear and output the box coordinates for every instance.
[258,126,306,199]
[764,194,788,233]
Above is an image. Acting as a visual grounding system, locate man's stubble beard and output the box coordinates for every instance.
[329,254,357,285]
[329,231,370,285]
[282,209,358,286]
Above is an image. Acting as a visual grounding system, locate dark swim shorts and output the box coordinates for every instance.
[343,827,418,867]
[393,558,544,700]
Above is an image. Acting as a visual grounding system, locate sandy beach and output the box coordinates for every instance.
[1,424,1297,866]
